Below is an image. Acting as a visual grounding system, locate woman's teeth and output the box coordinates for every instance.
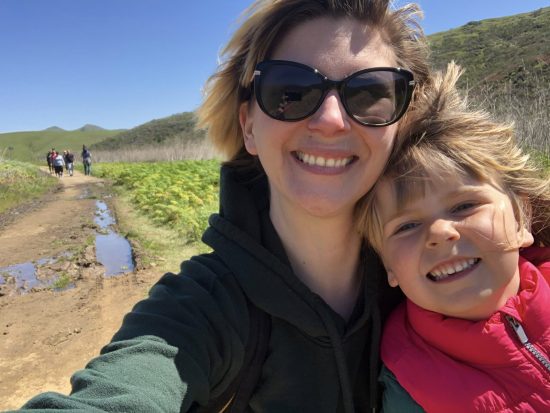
[295,151,353,168]
[428,258,480,281]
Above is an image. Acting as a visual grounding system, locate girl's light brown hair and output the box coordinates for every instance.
[196,0,431,167]
[358,62,550,250]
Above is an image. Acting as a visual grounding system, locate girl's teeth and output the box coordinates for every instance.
[429,258,480,281]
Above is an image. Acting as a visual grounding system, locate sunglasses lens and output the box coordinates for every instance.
[257,64,323,121]
[345,71,410,125]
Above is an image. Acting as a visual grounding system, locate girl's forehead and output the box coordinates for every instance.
[378,168,469,206]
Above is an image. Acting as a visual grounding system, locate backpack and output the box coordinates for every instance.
[192,300,271,412]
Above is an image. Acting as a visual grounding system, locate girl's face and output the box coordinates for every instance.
[375,172,534,321]
[239,17,399,220]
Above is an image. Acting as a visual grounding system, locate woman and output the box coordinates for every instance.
[18,0,430,411]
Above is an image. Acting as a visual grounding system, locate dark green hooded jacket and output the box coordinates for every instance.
[14,165,403,413]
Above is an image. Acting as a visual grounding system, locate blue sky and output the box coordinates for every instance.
[1,0,548,133]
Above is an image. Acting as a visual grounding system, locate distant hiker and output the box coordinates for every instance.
[46,150,53,174]
[49,148,58,172]
[81,145,92,176]
[53,152,65,177]
[63,150,74,177]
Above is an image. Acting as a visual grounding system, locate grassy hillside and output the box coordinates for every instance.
[0,159,58,214]
[428,7,550,154]
[428,7,550,94]
[90,112,205,151]
[0,128,124,164]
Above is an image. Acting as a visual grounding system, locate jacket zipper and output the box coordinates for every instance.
[505,314,550,374]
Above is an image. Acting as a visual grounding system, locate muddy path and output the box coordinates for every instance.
[0,169,161,410]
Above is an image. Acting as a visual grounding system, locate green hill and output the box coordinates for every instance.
[90,112,205,151]
[0,128,124,164]
[428,7,549,154]
[78,124,105,132]
[428,7,550,95]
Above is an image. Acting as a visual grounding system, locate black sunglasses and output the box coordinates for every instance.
[252,60,415,127]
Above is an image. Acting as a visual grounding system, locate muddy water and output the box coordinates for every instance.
[0,254,75,294]
[94,200,134,277]
[0,200,134,295]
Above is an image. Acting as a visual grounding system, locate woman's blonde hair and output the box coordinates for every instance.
[196,0,431,166]
[358,62,550,250]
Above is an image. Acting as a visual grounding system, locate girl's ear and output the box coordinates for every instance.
[515,196,534,248]
[387,270,399,287]
[519,226,534,248]
[239,102,258,155]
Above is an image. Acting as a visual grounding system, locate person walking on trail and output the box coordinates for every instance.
[359,64,550,412]
[63,150,74,177]
[46,150,53,174]
[81,145,92,176]
[48,148,58,173]
[52,152,65,177]
[17,1,432,412]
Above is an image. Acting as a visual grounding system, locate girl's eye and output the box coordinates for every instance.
[394,222,419,234]
[452,202,476,213]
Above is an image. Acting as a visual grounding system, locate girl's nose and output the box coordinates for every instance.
[426,219,461,248]
[307,90,350,136]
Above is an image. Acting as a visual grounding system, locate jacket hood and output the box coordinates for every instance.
[202,165,375,339]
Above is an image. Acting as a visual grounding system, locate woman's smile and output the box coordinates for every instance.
[293,150,357,175]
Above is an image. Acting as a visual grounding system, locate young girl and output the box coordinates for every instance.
[359,63,550,412]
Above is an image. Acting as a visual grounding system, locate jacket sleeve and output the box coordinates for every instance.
[379,364,425,413]
[14,255,250,412]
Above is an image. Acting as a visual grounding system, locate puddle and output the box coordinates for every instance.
[0,201,135,295]
[94,200,115,229]
[0,255,75,294]
[94,200,134,277]
[0,262,39,291]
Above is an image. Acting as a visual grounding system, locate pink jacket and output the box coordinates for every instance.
[381,247,550,413]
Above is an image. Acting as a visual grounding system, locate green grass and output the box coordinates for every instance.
[113,193,211,273]
[94,160,220,243]
[0,160,58,214]
[530,150,550,170]
[0,128,124,164]
[51,272,72,290]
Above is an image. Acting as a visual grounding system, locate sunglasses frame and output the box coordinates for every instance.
[252,59,416,127]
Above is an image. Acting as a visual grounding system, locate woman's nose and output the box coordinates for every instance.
[426,219,461,248]
[307,90,350,136]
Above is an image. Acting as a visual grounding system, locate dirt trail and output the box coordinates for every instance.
[0,169,160,410]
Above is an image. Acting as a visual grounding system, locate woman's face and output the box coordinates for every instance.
[239,17,399,220]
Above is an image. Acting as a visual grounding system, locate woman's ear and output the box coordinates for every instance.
[239,102,257,155]
[387,270,399,288]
